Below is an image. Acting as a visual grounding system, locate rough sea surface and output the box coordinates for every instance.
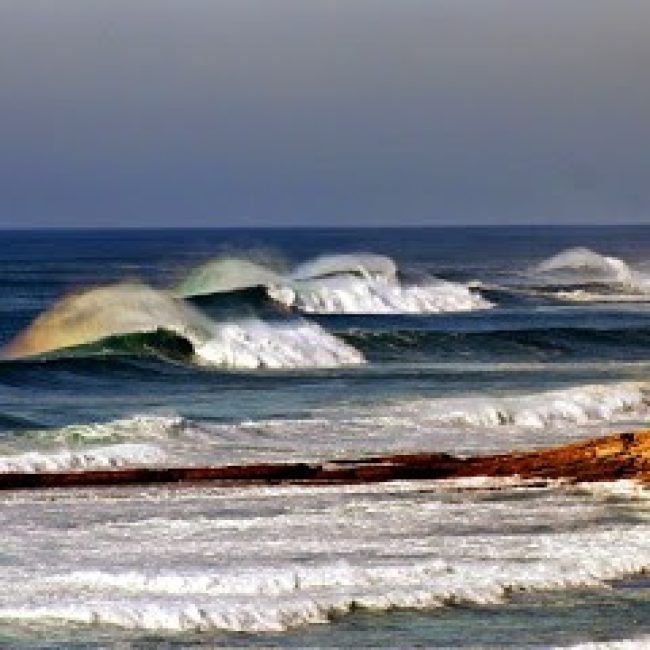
[2,226,650,648]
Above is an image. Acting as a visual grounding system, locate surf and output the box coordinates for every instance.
[177,252,493,314]
[1,282,365,369]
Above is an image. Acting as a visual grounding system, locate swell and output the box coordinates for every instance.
[343,326,650,363]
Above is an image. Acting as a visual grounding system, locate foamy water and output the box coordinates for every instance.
[0,442,165,473]
[194,316,365,368]
[0,479,648,637]
[270,274,492,314]
[1,380,647,478]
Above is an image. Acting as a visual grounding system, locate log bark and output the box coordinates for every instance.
[2,429,650,491]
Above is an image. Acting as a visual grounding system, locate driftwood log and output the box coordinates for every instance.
[2,430,650,491]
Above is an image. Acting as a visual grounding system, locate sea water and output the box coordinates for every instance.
[2,226,650,648]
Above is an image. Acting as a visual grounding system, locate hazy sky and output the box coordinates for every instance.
[1,0,650,227]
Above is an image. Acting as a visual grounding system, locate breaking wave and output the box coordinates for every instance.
[177,252,493,314]
[1,282,364,369]
[269,274,491,314]
[385,382,650,429]
[534,248,650,302]
[31,414,187,444]
[9,381,646,473]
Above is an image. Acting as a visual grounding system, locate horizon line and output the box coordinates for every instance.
[2,222,650,231]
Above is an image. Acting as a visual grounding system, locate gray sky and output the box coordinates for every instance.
[1,0,650,227]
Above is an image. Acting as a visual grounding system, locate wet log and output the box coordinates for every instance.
[1,430,650,491]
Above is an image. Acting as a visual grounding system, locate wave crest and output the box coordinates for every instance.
[536,247,636,285]
[2,282,364,369]
[178,252,492,314]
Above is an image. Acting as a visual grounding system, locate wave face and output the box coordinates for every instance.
[2,282,364,369]
[177,252,492,314]
[175,256,283,297]
[2,282,214,359]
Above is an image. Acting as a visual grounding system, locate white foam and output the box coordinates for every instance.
[30,381,640,471]
[405,382,650,429]
[177,251,492,314]
[270,275,492,314]
[563,638,650,650]
[3,281,365,370]
[0,508,650,632]
[552,289,650,303]
[0,442,165,473]
[39,414,187,444]
[195,317,365,369]
[52,382,643,468]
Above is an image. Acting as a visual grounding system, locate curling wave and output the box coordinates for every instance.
[1,282,365,369]
[177,253,493,314]
[534,248,650,302]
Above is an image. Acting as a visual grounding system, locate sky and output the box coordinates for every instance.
[1,0,650,228]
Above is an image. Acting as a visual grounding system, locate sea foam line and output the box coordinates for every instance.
[0,443,165,473]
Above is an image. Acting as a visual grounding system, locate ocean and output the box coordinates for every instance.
[2,225,650,648]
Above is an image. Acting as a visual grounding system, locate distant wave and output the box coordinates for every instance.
[177,252,493,314]
[533,247,650,302]
[1,282,364,369]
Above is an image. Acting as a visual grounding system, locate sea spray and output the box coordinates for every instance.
[2,282,364,369]
[177,252,493,314]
